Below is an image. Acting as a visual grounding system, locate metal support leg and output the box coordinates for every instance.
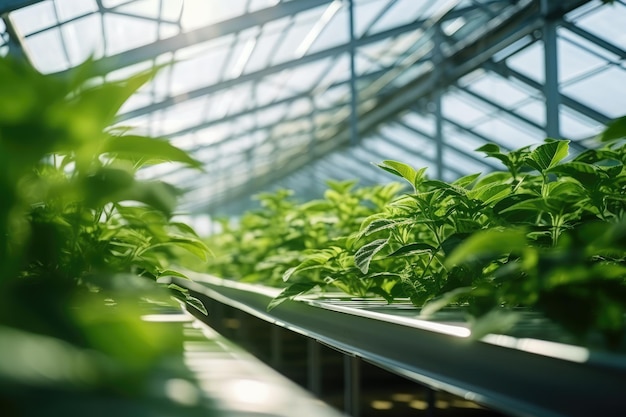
[307,339,321,396]
[426,387,437,417]
[344,355,360,417]
[270,325,282,369]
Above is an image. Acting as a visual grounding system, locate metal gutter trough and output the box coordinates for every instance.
[163,273,626,417]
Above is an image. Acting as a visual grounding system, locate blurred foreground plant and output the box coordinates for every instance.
[0,56,214,415]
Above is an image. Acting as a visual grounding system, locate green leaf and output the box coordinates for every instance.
[376,161,426,192]
[420,287,473,318]
[267,282,319,311]
[358,218,410,239]
[598,116,626,142]
[528,140,570,172]
[452,172,482,189]
[445,228,527,267]
[387,242,437,258]
[142,237,210,261]
[367,286,394,303]
[476,144,512,167]
[470,309,520,339]
[468,183,511,205]
[159,269,190,279]
[354,238,389,274]
[547,162,603,188]
[573,148,621,164]
[104,135,202,169]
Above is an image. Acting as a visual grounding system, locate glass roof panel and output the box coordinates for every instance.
[367,0,438,35]
[10,1,58,36]
[573,1,626,51]
[562,66,626,119]
[3,0,623,215]
[465,72,532,109]
[26,29,68,72]
[0,19,8,56]
[55,0,98,21]
[61,14,104,65]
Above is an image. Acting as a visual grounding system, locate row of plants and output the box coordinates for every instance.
[0,56,216,415]
[206,118,626,349]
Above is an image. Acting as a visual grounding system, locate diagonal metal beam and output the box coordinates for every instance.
[54,0,334,79]
[394,116,502,172]
[117,4,490,122]
[484,59,612,125]
[115,17,438,122]
[561,19,626,60]
[193,0,595,213]
[161,67,389,140]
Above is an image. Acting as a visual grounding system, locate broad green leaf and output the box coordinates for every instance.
[440,233,470,255]
[598,115,626,142]
[474,171,512,189]
[104,135,202,169]
[420,286,473,318]
[387,242,436,258]
[159,269,190,279]
[355,238,389,274]
[267,282,319,311]
[445,228,527,267]
[367,286,394,303]
[528,140,570,172]
[573,148,621,164]
[123,180,179,216]
[142,237,210,261]
[476,144,512,168]
[547,162,603,188]
[468,183,511,205]
[470,309,520,340]
[300,199,333,212]
[475,144,501,154]
[357,217,410,239]
[452,172,482,189]
[376,160,426,191]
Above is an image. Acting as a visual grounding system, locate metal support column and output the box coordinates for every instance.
[348,0,359,146]
[307,339,321,396]
[433,24,444,180]
[344,355,360,416]
[270,325,283,369]
[541,0,561,138]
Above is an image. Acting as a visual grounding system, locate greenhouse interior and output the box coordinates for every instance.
[1,0,626,416]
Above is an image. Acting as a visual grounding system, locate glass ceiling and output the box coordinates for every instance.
[2,0,625,218]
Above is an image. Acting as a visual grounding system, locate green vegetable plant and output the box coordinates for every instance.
[205,180,404,301]
[0,56,214,414]
[269,118,626,348]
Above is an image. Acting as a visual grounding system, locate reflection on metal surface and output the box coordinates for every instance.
[310,299,472,338]
[482,333,590,363]
[182,318,344,417]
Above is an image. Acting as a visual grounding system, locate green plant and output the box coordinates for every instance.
[0,56,214,414]
[269,118,626,347]
[206,180,404,295]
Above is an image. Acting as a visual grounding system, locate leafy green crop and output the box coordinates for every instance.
[301,130,626,346]
[213,115,626,348]
[206,180,404,297]
[0,56,213,414]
